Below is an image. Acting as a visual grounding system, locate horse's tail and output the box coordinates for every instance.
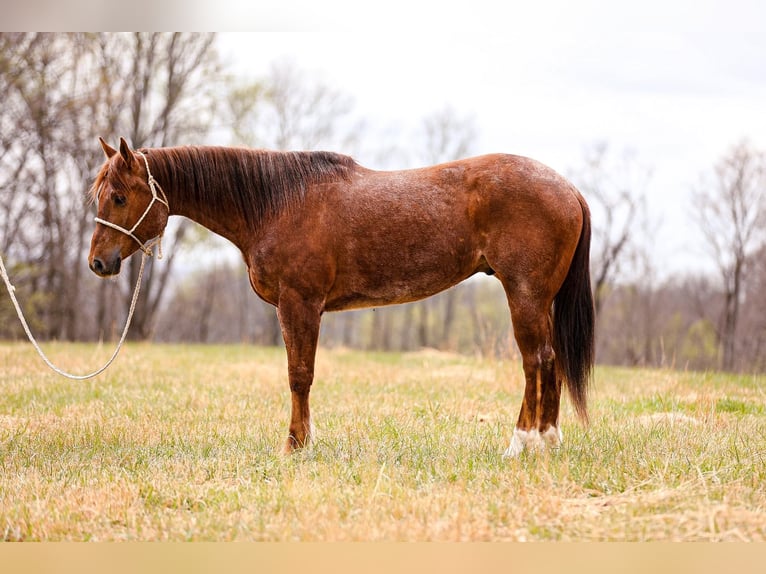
[553,192,595,424]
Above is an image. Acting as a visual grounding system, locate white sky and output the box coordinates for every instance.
[211,0,766,278]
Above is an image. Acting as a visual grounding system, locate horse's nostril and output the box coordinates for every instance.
[91,258,105,275]
[90,255,121,276]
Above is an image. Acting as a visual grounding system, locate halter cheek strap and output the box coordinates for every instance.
[94,151,169,258]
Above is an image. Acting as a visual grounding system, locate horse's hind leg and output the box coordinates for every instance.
[502,288,563,457]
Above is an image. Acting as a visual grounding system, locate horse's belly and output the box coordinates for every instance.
[324,282,453,311]
[324,250,483,312]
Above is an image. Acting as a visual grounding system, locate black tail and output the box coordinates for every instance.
[553,194,595,423]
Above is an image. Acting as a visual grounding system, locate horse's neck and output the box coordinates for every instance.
[165,182,248,248]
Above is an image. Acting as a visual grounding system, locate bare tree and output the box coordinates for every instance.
[740,244,766,371]
[227,58,359,152]
[420,105,476,165]
[571,142,652,316]
[0,33,222,342]
[263,59,359,151]
[693,140,766,371]
[97,33,221,340]
[0,34,35,260]
[0,33,105,340]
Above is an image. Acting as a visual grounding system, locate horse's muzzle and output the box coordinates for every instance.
[89,254,121,277]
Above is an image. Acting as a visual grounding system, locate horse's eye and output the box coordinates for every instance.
[114,194,126,207]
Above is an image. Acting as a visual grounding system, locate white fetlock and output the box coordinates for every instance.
[542,425,563,448]
[503,428,541,458]
[503,426,562,458]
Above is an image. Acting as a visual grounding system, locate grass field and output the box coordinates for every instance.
[1,342,765,541]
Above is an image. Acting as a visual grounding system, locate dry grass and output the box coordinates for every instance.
[1,342,765,541]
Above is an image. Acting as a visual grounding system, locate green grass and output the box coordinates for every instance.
[1,342,765,541]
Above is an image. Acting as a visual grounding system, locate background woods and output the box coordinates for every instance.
[1,33,765,373]
[0,33,221,342]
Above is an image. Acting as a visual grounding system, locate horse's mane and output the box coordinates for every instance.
[92,146,358,230]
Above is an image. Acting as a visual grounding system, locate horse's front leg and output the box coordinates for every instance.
[276,287,322,453]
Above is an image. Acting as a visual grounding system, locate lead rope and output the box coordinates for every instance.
[0,250,147,380]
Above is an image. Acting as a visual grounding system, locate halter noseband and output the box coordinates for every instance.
[94,151,169,258]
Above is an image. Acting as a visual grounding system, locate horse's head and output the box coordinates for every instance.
[88,137,169,277]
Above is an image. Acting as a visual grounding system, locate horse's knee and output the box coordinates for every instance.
[289,379,312,394]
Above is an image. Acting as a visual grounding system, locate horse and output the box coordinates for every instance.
[88,137,594,457]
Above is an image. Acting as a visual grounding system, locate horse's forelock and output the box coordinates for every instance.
[88,163,109,205]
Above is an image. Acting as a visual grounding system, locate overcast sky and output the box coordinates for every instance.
[213,1,766,277]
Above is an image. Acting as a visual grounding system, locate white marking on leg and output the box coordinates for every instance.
[306,418,316,448]
[503,428,542,458]
[503,429,527,458]
[541,425,563,448]
[503,426,563,458]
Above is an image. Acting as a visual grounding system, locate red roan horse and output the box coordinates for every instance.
[89,138,594,457]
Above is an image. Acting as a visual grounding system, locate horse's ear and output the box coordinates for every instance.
[99,137,117,159]
[118,137,135,168]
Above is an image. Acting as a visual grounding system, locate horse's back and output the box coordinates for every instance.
[348,153,584,246]
[312,154,584,310]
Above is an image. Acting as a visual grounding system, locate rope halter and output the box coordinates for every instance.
[94,151,169,259]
